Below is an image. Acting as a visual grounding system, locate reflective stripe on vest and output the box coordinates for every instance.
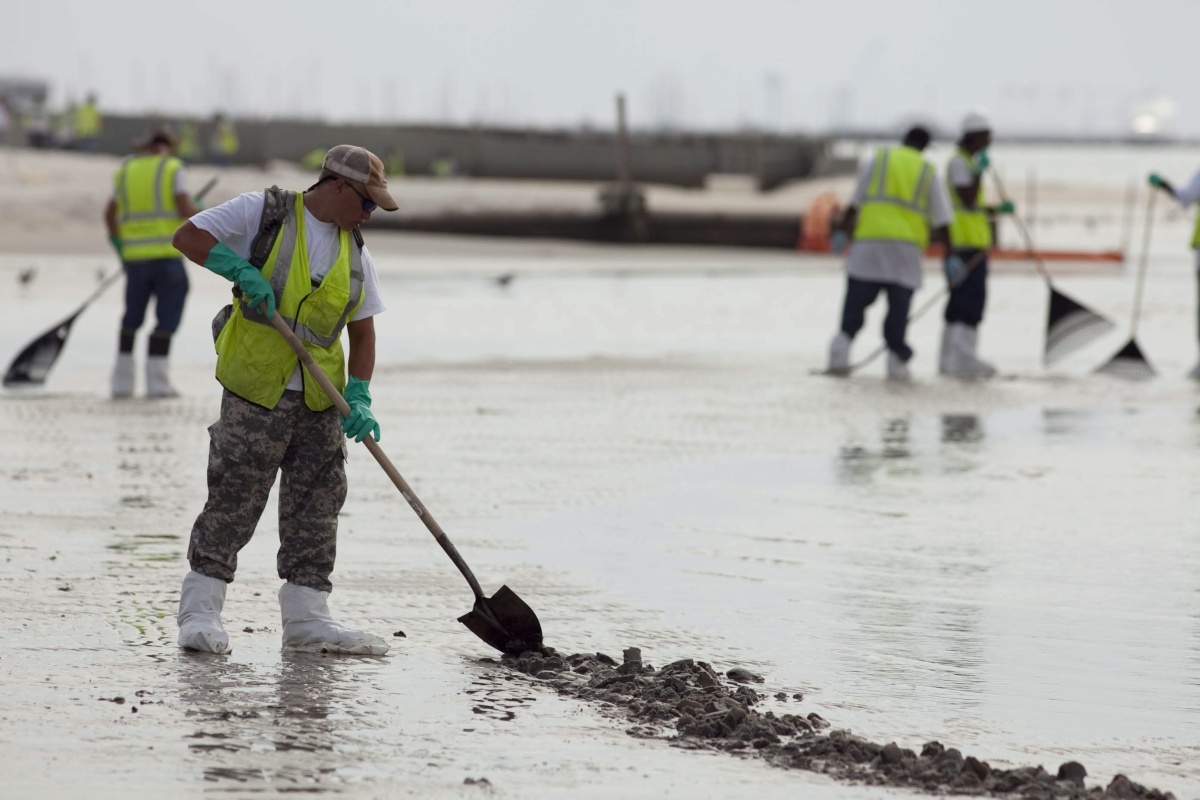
[852,146,934,248]
[947,150,992,249]
[214,191,365,411]
[114,155,183,261]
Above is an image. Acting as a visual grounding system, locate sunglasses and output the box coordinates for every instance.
[346,182,377,213]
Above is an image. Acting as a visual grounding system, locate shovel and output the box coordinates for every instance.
[268,312,543,655]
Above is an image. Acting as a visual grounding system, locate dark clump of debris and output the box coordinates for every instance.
[497,646,1176,800]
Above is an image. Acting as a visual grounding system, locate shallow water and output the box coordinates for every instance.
[4,152,1200,797]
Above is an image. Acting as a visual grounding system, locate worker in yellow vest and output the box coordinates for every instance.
[209,112,239,166]
[827,126,954,380]
[177,121,201,163]
[169,144,399,656]
[940,111,1016,378]
[104,127,201,398]
[1147,168,1200,379]
[74,93,102,152]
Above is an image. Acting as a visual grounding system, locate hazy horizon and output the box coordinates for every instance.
[3,1,1195,137]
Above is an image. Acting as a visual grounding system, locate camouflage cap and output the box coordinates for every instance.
[321,144,398,211]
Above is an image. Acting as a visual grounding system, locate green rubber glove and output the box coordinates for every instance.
[944,254,968,287]
[971,149,990,174]
[1148,172,1167,189]
[341,377,381,443]
[995,200,1015,215]
[109,234,122,257]
[203,242,275,317]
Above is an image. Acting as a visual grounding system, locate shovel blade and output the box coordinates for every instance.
[457,585,543,655]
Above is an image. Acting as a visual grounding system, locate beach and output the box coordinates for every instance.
[1,145,1199,798]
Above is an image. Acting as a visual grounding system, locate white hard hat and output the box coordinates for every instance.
[961,110,992,135]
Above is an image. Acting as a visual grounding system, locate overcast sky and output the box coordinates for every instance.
[3,0,1195,136]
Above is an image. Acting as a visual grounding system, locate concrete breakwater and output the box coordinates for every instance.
[93,115,843,190]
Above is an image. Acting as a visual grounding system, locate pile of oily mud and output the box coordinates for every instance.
[490,646,1176,800]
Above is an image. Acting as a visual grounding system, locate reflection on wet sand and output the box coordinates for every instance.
[941,414,983,445]
[174,652,367,792]
[837,417,911,484]
[832,413,988,708]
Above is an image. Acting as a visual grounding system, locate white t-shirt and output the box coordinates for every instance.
[845,151,952,291]
[191,191,387,390]
[1173,169,1200,207]
[947,154,976,190]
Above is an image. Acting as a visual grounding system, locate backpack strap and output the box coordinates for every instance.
[249,186,291,269]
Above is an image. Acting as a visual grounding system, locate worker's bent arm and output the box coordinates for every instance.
[837,207,858,235]
[174,192,201,220]
[930,224,951,249]
[172,221,219,265]
[104,199,118,237]
[346,317,376,382]
[954,181,980,209]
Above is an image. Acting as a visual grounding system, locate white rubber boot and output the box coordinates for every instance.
[886,351,911,381]
[279,583,390,655]
[938,325,954,374]
[145,355,179,398]
[177,571,231,654]
[943,323,995,378]
[111,353,135,398]
[827,332,852,375]
[961,325,997,378]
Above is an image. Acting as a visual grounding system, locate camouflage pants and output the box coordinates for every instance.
[187,389,347,592]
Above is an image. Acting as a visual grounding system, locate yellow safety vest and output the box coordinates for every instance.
[853,146,934,248]
[178,124,201,160]
[1190,212,1200,249]
[74,103,101,137]
[214,192,365,411]
[212,123,239,156]
[947,149,992,249]
[114,155,184,261]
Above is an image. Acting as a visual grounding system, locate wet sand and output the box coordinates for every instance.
[2,146,1200,798]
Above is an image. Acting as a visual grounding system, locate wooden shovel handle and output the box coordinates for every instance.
[267,312,487,600]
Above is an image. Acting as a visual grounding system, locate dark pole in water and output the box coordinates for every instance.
[615,93,632,187]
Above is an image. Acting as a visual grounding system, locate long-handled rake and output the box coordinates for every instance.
[989,170,1116,364]
[1096,189,1156,379]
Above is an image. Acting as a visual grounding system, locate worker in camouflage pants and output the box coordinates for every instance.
[170,145,399,656]
[187,390,347,593]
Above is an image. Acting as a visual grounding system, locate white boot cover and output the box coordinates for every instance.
[962,326,996,377]
[279,583,389,656]
[945,323,996,378]
[886,351,911,381]
[938,325,954,374]
[177,571,231,654]
[111,353,135,398]
[145,355,179,398]
[827,332,852,375]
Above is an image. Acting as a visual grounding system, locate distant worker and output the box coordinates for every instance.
[74,93,103,152]
[177,121,201,163]
[209,112,239,166]
[25,97,52,149]
[826,126,954,380]
[939,111,1015,377]
[1148,167,1200,379]
[104,127,201,398]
